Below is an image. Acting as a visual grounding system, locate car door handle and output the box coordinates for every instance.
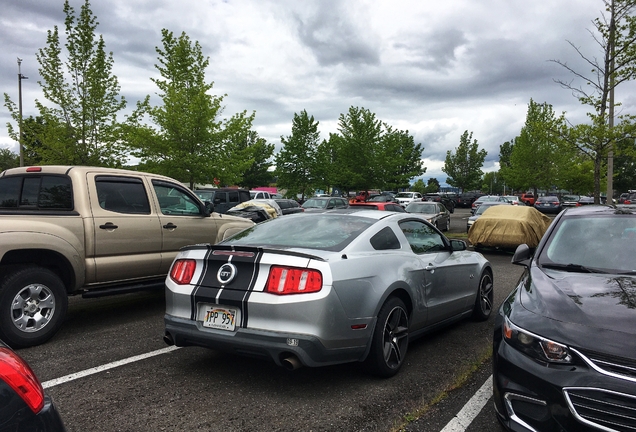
[425,264,436,272]
[163,223,177,229]
[99,222,118,230]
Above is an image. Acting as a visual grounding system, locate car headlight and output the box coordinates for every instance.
[503,316,572,363]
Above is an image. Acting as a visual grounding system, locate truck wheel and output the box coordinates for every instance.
[362,297,409,378]
[0,266,68,348]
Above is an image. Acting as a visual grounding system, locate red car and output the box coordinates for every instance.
[348,202,406,212]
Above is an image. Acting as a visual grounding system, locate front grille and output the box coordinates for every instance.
[577,349,636,382]
[564,387,636,432]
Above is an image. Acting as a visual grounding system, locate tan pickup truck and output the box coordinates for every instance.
[0,166,254,347]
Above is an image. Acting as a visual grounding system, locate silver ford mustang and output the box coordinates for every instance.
[163,210,493,377]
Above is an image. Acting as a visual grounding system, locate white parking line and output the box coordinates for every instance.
[440,375,492,432]
[41,346,181,389]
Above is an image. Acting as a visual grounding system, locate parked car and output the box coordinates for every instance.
[274,199,303,215]
[195,188,252,214]
[466,201,512,232]
[618,192,630,203]
[561,194,580,207]
[468,205,551,250]
[493,205,636,431]
[164,211,493,377]
[471,195,508,215]
[456,192,482,208]
[405,201,451,231]
[394,191,423,206]
[533,195,562,214]
[501,196,523,205]
[0,338,67,431]
[366,195,399,203]
[348,202,406,212]
[520,192,535,206]
[301,197,349,212]
[424,193,455,213]
[249,190,272,200]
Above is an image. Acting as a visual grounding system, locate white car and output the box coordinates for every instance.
[394,191,423,206]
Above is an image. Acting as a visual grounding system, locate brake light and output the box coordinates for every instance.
[575,202,582,207]
[170,259,196,284]
[25,167,42,172]
[265,266,322,295]
[0,347,45,413]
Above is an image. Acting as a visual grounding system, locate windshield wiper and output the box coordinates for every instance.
[541,263,607,274]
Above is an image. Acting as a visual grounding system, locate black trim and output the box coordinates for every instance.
[0,209,79,216]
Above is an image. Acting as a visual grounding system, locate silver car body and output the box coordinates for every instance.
[164,211,492,374]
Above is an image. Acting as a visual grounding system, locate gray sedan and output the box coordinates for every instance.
[405,201,451,231]
[164,211,493,377]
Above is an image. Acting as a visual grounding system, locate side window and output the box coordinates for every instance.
[214,193,227,204]
[0,175,72,210]
[152,181,202,216]
[399,220,445,254]
[228,191,240,204]
[370,227,401,250]
[96,176,150,214]
[239,191,250,202]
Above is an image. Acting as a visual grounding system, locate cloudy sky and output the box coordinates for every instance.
[0,0,631,185]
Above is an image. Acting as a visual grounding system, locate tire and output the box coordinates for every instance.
[472,270,493,321]
[0,266,68,348]
[363,297,409,378]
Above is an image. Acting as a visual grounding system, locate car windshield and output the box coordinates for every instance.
[539,214,636,274]
[395,192,414,198]
[406,203,437,214]
[563,195,579,201]
[221,214,375,251]
[302,198,328,209]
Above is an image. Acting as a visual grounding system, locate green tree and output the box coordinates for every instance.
[503,100,568,197]
[410,179,427,194]
[4,0,127,166]
[442,130,487,192]
[240,131,275,189]
[275,110,321,200]
[552,0,636,202]
[426,178,440,192]
[127,29,254,188]
[0,148,19,171]
[377,126,425,191]
[331,106,383,192]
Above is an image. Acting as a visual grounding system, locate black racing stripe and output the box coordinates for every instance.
[239,249,263,326]
[190,247,215,321]
[192,245,262,327]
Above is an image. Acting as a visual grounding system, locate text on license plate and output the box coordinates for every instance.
[201,305,237,331]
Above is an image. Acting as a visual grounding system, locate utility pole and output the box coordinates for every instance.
[606,0,615,204]
[17,57,28,167]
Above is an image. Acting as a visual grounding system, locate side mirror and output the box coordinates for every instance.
[511,244,532,267]
[203,201,213,216]
[449,239,467,251]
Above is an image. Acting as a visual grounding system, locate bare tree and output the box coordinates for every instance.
[551,0,636,202]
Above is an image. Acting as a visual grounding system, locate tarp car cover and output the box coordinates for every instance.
[229,200,279,219]
[468,205,553,249]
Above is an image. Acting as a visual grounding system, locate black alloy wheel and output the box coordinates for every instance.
[363,297,409,377]
[472,271,493,321]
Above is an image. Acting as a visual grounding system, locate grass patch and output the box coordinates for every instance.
[389,347,492,432]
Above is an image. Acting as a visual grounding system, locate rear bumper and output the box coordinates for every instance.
[164,315,368,368]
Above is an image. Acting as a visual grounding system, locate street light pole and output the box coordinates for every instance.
[17,57,28,167]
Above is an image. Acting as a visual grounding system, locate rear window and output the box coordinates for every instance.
[0,175,73,210]
[222,214,375,251]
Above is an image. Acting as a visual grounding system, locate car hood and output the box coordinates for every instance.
[521,266,636,336]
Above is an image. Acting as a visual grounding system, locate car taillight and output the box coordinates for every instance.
[575,202,582,206]
[0,347,45,413]
[170,259,196,284]
[265,266,322,295]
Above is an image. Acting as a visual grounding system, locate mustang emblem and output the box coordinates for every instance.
[217,263,237,285]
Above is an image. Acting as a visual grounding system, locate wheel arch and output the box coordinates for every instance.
[0,249,76,293]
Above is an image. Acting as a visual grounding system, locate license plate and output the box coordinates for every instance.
[200,305,237,331]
